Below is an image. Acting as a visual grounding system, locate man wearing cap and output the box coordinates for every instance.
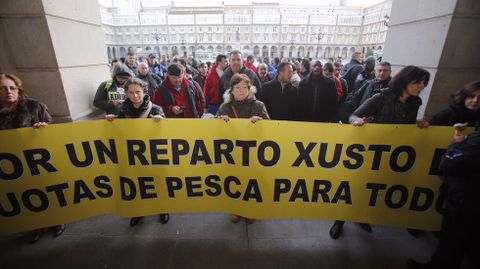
[152,63,202,118]
[298,60,338,122]
[94,63,134,114]
[147,54,167,81]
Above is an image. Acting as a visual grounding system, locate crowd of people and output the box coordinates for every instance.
[1,48,479,268]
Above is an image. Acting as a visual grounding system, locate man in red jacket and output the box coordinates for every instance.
[245,55,257,73]
[203,54,228,115]
[153,63,202,118]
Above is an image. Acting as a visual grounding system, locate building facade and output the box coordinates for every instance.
[101,1,392,61]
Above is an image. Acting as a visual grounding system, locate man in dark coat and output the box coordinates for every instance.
[258,62,299,121]
[219,50,262,104]
[345,61,392,116]
[340,51,364,94]
[298,61,338,122]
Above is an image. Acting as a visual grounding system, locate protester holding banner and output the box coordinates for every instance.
[407,124,480,269]
[216,73,269,224]
[0,73,66,242]
[329,65,431,239]
[429,80,480,128]
[348,65,430,126]
[105,77,169,226]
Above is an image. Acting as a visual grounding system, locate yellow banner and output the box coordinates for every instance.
[0,119,453,234]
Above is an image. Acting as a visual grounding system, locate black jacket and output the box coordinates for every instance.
[430,104,480,128]
[439,130,480,211]
[348,77,391,113]
[258,80,300,121]
[298,73,338,122]
[117,95,165,119]
[93,64,133,114]
[349,88,422,124]
[137,73,159,98]
[340,59,363,93]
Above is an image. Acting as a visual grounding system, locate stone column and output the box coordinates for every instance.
[383,0,480,117]
[0,0,110,122]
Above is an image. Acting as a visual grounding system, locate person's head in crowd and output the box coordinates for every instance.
[120,57,125,64]
[375,61,392,82]
[126,52,137,66]
[206,61,212,70]
[138,62,149,76]
[335,57,343,64]
[110,59,120,72]
[178,58,187,67]
[322,62,335,79]
[352,52,363,63]
[167,63,186,87]
[327,57,334,63]
[216,54,228,70]
[148,54,157,65]
[112,63,134,86]
[257,63,268,78]
[198,63,208,76]
[226,73,256,102]
[333,62,342,77]
[247,55,255,65]
[280,57,289,63]
[388,65,430,98]
[138,56,147,63]
[277,62,293,84]
[0,73,27,107]
[452,80,480,112]
[311,60,323,77]
[274,57,280,67]
[172,56,178,63]
[292,60,301,74]
[262,58,270,65]
[161,54,168,63]
[301,58,311,74]
[229,50,244,73]
[364,56,376,73]
[124,77,148,107]
[187,56,194,66]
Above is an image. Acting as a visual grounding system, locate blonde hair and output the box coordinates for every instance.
[0,73,27,98]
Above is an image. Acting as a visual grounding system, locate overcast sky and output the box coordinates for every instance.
[100,0,385,8]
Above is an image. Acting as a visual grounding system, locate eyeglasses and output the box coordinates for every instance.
[0,86,19,92]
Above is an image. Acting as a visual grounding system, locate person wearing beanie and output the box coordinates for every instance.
[152,63,203,118]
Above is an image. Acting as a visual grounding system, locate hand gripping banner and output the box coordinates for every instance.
[0,119,453,235]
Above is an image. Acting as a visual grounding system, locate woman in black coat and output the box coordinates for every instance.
[349,65,430,126]
[408,124,480,269]
[330,66,431,239]
[430,80,480,127]
[106,78,168,227]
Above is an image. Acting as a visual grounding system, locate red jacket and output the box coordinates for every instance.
[204,64,222,106]
[152,77,202,118]
[334,76,344,100]
[245,62,257,73]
